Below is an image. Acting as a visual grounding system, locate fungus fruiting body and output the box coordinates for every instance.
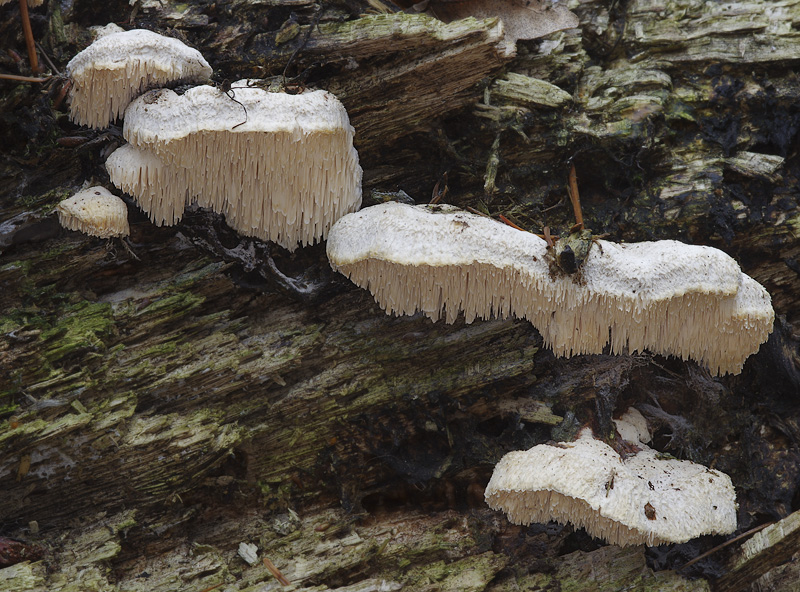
[56,186,130,238]
[105,143,192,227]
[326,202,774,374]
[65,29,212,128]
[114,83,362,250]
[484,427,737,546]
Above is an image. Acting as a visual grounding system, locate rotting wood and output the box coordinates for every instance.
[489,72,572,109]
[713,509,800,592]
[0,0,799,590]
[301,14,512,153]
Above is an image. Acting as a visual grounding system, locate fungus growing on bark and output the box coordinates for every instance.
[117,84,362,250]
[56,186,130,238]
[484,427,737,546]
[65,29,212,129]
[326,202,773,374]
[105,143,192,226]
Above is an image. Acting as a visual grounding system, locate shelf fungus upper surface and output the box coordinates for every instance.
[114,83,362,251]
[56,186,129,239]
[65,29,212,129]
[326,202,774,374]
[484,427,737,546]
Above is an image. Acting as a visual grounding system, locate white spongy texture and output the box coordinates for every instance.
[484,429,737,546]
[118,85,362,251]
[66,29,212,129]
[326,202,774,375]
[56,186,129,238]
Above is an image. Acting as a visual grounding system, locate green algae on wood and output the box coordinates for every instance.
[715,509,800,592]
[0,0,798,590]
[488,545,710,592]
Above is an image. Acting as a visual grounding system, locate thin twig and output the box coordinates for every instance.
[465,206,491,218]
[282,4,323,83]
[120,237,141,261]
[262,556,290,586]
[543,225,555,248]
[0,72,51,83]
[679,521,774,571]
[498,214,525,231]
[429,172,448,204]
[567,163,583,231]
[52,78,71,110]
[35,42,60,74]
[18,0,39,74]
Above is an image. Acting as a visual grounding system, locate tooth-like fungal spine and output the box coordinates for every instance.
[326,202,774,375]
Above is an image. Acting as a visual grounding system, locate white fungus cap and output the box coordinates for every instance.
[484,428,737,546]
[56,186,130,238]
[65,29,212,129]
[326,202,774,375]
[119,84,362,250]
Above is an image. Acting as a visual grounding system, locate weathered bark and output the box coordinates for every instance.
[1,0,800,591]
[714,509,800,592]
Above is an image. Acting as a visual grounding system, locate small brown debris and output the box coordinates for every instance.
[263,556,290,586]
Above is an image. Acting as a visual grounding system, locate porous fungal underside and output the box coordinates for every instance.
[484,430,737,546]
[56,187,129,239]
[115,85,362,250]
[66,29,212,129]
[326,203,774,375]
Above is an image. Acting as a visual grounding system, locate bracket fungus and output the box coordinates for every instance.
[65,29,212,129]
[105,143,192,227]
[56,186,130,238]
[111,83,362,250]
[484,426,737,546]
[326,202,774,375]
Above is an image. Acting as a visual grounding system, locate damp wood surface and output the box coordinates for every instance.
[1,0,800,591]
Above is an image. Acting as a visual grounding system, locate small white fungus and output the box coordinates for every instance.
[484,427,738,546]
[65,29,212,129]
[56,186,129,238]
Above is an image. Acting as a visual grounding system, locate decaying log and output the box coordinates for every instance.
[1,0,799,590]
[302,14,512,152]
[714,509,800,592]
